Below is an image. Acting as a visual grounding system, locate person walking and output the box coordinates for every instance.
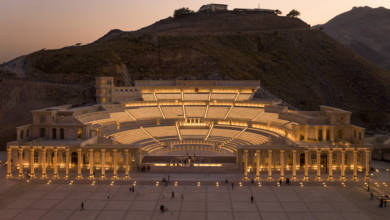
[171,191,175,198]
[250,195,254,203]
[81,202,84,211]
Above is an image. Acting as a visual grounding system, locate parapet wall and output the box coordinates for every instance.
[135,80,260,87]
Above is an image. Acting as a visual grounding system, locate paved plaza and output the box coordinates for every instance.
[0,161,390,220]
[0,175,390,220]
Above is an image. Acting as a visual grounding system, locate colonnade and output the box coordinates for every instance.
[6,146,371,182]
[241,148,370,181]
[6,147,136,180]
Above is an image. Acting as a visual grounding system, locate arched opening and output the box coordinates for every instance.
[52,128,57,139]
[299,153,305,166]
[71,152,77,165]
[60,128,65,139]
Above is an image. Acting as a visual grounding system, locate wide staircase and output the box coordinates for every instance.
[142,155,239,173]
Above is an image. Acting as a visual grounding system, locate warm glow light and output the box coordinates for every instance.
[194,163,223,167]
[153,163,168,167]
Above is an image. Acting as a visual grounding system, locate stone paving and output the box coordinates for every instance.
[0,160,390,220]
[0,178,390,220]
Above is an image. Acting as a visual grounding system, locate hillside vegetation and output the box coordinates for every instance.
[1,11,390,147]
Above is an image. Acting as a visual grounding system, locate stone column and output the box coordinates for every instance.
[65,148,70,179]
[304,126,308,142]
[243,150,248,179]
[18,148,23,178]
[7,148,12,178]
[280,150,285,180]
[255,150,260,180]
[137,150,142,166]
[53,148,58,178]
[267,150,272,181]
[322,126,327,141]
[113,149,118,179]
[89,149,94,179]
[235,151,240,167]
[17,129,21,141]
[304,150,309,181]
[365,149,370,181]
[124,149,130,179]
[316,149,321,181]
[292,150,297,181]
[30,148,35,178]
[353,149,358,181]
[101,149,106,179]
[330,127,335,142]
[42,148,47,179]
[77,148,82,179]
[340,149,346,181]
[328,149,333,181]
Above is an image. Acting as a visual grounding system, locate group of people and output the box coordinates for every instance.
[379,197,388,208]
[161,175,172,186]
[278,178,291,185]
[160,205,168,213]
[129,185,135,192]
[367,185,389,208]
[137,165,151,172]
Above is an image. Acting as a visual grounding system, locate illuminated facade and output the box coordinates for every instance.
[6,77,371,181]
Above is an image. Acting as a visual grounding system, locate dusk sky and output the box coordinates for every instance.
[0,0,389,63]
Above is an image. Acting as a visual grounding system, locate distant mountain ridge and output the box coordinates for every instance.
[323,6,390,70]
[1,10,390,148]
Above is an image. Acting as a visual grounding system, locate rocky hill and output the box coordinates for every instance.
[323,6,390,70]
[1,11,390,148]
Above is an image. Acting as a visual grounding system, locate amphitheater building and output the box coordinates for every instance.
[6,77,371,181]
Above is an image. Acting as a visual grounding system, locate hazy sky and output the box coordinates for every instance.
[0,0,389,63]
